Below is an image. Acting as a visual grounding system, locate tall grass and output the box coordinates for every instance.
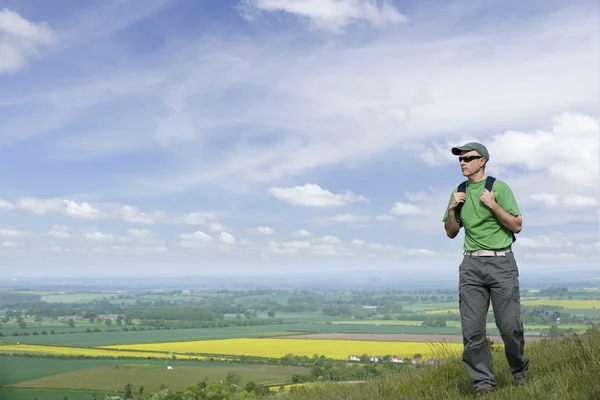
[276,328,600,399]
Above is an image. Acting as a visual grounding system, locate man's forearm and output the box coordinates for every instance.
[490,203,522,233]
[444,209,461,238]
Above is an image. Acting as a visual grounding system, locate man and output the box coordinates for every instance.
[442,142,529,396]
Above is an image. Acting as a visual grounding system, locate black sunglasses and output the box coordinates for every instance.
[458,155,483,163]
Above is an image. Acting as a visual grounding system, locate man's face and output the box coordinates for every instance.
[459,150,486,177]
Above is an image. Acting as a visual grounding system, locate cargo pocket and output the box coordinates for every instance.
[512,287,520,304]
[508,253,519,277]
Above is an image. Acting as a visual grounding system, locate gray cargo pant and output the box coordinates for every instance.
[458,251,529,390]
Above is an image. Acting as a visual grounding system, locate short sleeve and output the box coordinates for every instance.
[494,181,520,216]
[442,188,459,223]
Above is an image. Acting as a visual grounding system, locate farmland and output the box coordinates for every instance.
[0,343,205,360]
[10,363,309,393]
[101,338,463,360]
[1,284,599,399]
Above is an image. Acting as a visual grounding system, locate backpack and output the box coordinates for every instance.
[455,176,516,243]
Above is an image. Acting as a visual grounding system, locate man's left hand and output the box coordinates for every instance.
[480,189,496,209]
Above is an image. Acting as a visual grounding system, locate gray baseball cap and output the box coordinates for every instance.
[451,142,490,160]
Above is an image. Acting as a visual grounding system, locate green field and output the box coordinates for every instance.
[0,357,164,386]
[0,356,308,399]
[0,388,105,400]
[250,312,350,323]
[10,364,308,393]
[319,320,588,331]
[401,302,458,312]
[40,294,125,303]
[0,325,305,346]
[1,323,474,347]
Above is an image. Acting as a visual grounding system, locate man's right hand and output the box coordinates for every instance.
[449,193,466,210]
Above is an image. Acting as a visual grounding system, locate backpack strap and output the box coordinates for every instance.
[485,176,496,192]
[484,176,516,243]
[455,180,467,227]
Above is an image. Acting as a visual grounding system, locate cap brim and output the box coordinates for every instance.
[451,146,469,155]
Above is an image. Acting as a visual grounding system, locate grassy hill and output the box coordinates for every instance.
[280,328,600,400]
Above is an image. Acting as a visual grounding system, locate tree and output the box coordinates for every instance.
[124,382,133,399]
[225,372,241,385]
[68,318,75,328]
[116,315,123,326]
[550,322,562,337]
[267,310,275,318]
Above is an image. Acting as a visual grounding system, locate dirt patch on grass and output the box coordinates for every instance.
[274,333,543,344]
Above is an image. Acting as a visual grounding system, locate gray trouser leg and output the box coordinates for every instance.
[459,255,495,390]
[488,252,530,379]
[459,253,530,390]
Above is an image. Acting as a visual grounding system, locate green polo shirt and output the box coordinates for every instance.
[442,178,520,251]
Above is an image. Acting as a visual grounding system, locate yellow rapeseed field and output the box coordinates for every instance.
[424,309,459,314]
[101,338,463,360]
[424,299,600,314]
[520,299,600,309]
[0,344,203,360]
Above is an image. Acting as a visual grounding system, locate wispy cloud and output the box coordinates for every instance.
[0,1,598,275]
[269,183,369,207]
[238,0,407,32]
[0,9,56,73]
[1,195,224,228]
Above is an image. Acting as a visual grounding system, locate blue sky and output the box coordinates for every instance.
[0,0,598,278]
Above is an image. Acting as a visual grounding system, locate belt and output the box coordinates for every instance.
[464,247,512,257]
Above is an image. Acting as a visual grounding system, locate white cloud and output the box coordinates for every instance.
[0,9,56,73]
[47,225,71,239]
[107,205,159,224]
[16,197,102,219]
[418,113,599,189]
[5,196,227,230]
[0,199,14,210]
[182,212,217,225]
[0,227,24,237]
[83,231,115,242]
[389,202,421,216]
[219,232,236,245]
[45,245,71,252]
[248,225,275,235]
[375,213,394,221]
[292,229,313,237]
[563,194,598,208]
[269,183,369,207]
[7,4,594,196]
[318,213,371,223]
[238,0,407,32]
[179,231,213,247]
[529,193,558,207]
[127,228,163,245]
[317,235,341,244]
[488,113,599,187]
[517,235,573,249]
[127,228,156,239]
[267,239,311,254]
[1,241,18,248]
[207,222,226,232]
[400,248,438,256]
[523,252,584,261]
